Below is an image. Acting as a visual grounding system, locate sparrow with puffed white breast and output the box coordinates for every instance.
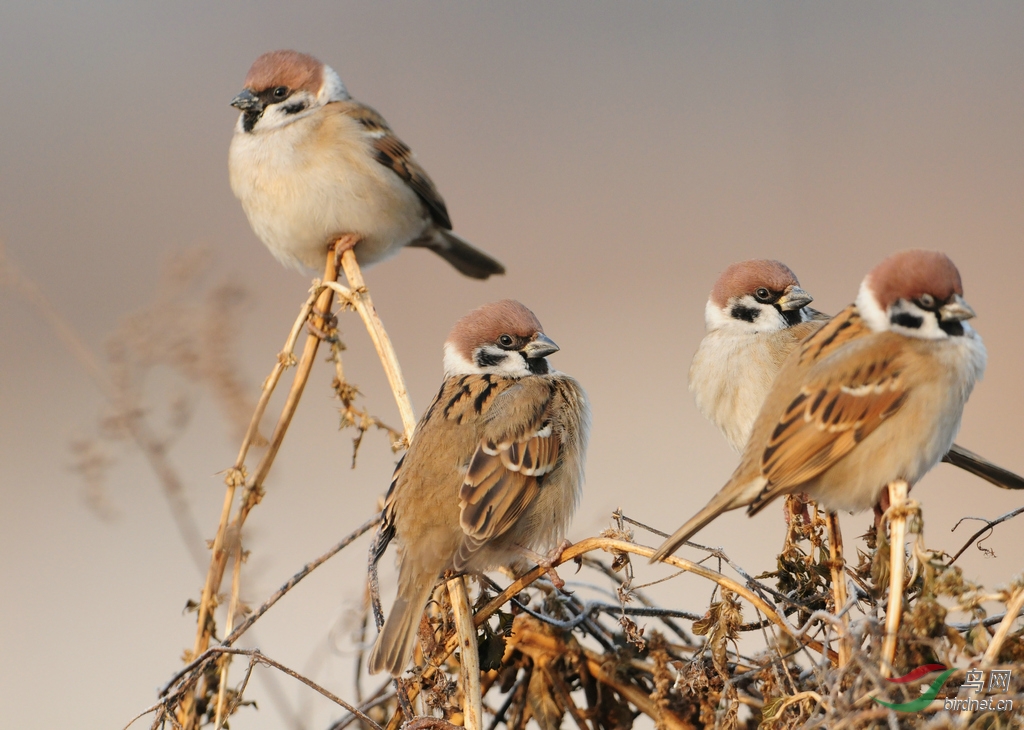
[654,249,987,560]
[228,50,505,279]
[368,300,590,676]
[689,259,827,453]
[690,258,1024,489]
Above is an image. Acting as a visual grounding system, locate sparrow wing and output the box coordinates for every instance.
[456,379,560,568]
[748,312,910,511]
[345,103,452,229]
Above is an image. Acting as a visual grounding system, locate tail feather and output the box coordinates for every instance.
[943,443,1024,490]
[367,579,434,677]
[650,486,752,563]
[413,230,506,280]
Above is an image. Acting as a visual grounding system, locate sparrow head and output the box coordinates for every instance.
[856,249,975,339]
[231,50,350,134]
[443,300,559,378]
[705,259,815,333]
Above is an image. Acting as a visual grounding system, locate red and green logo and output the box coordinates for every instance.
[872,664,956,712]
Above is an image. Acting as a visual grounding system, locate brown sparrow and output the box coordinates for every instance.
[689,259,826,453]
[690,258,1023,489]
[228,50,505,278]
[655,250,987,559]
[368,300,590,676]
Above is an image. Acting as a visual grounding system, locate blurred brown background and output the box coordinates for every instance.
[1,3,1022,728]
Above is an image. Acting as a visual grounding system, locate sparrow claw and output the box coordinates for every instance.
[537,539,573,591]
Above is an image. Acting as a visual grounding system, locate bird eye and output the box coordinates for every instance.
[754,288,771,302]
[273,86,289,99]
[918,293,935,309]
[498,334,514,348]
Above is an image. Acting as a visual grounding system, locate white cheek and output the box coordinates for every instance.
[319,65,350,103]
[443,343,480,377]
[704,297,786,334]
[855,280,889,333]
[704,299,733,331]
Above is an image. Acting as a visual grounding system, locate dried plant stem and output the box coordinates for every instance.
[826,511,850,667]
[880,479,908,678]
[233,284,320,469]
[391,535,835,720]
[332,247,417,440]
[183,238,351,728]
[447,577,483,730]
[981,583,1024,667]
[583,651,694,730]
[214,541,245,729]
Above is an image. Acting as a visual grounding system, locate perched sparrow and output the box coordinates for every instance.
[690,258,1024,489]
[228,50,505,278]
[655,250,987,560]
[689,259,825,453]
[368,300,590,676]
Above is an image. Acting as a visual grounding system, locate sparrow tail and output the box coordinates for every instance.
[367,578,434,677]
[943,443,1024,490]
[650,488,747,564]
[413,230,506,280]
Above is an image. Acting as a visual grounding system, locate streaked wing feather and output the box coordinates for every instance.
[750,326,910,508]
[457,381,560,564]
[345,103,452,229]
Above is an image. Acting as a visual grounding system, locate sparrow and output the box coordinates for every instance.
[654,249,988,560]
[368,300,590,676]
[228,50,505,279]
[690,258,1024,490]
[689,259,826,453]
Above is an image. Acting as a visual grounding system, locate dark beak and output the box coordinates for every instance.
[523,333,559,359]
[777,285,813,311]
[231,89,263,112]
[939,294,976,322]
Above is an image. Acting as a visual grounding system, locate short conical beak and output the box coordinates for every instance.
[231,89,262,112]
[777,286,813,311]
[524,333,559,359]
[940,293,976,322]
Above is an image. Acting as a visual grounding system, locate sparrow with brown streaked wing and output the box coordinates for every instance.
[228,50,505,279]
[690,258,1024,490]
[368,300,590,676]
[654,250,988,560]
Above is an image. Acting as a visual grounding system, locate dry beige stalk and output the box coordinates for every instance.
[446,577,482,730]
[981,581,1024,667]
[183,237,350,728]
[880,478,909,678]
[826,511,850,667]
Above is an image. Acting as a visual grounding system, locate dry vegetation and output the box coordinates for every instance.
[4,240,1022,730]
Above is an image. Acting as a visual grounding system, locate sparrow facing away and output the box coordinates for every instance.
[689,259,826,453]
[368,300,590,676]
[228,50,505,279]
[690,258,1024,488]
[655,250,987,560]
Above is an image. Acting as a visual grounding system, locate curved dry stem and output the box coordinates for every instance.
[982,583,1024,667]
[336,249,417,442]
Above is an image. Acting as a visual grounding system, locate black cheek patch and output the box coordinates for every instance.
[939,320,965,337]
[891,312,923,329]
[730,305,760,323]
[476,351,506,368]
[282,102,307,115]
